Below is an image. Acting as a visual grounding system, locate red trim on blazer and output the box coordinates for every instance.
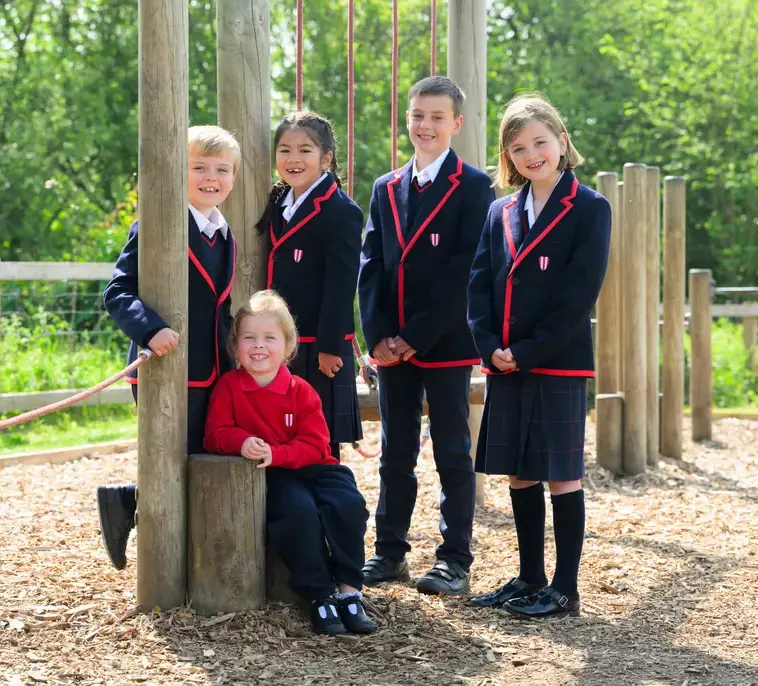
[374,356,480,369]
[297,333,355,343]
[267,182,339,288]
[480,366,594,377]
[502,194,520,262]
[201,232,218,248]
[389,158,464,330]
[531,368,595,377]
[501,178,578,348]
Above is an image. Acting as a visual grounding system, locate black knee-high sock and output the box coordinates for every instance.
[550,489,585,597]
[509,483,547,586]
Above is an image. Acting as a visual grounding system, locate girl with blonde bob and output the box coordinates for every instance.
[467,93,611,619]
[205,290,376,636]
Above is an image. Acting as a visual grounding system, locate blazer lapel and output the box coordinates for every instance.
[272,173,338,248]
[502,190,526,263]
[511,171,579,273]
[403,152,463,257]
[387,163,411,251]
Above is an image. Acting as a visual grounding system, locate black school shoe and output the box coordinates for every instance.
[97,485,137,570]
[416,559,470,596]
[362,555,410,586]
[310,598,348,636]
[336,595,377,634]
[469,577,546,608]
[502,586,580,619]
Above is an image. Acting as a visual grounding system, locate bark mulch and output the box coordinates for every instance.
[1,417,757,686]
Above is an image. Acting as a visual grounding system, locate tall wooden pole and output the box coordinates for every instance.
[218,0,271,307]
[617,180,625,387]
[595,172,621,396]
[447,0,487,170]
[595,173,622,474]
[645,167,660,467]
[661,177,686,458]
[448,0,487,506]
[690,269,712,441]
[137,0,189,610]
[621,164,648,475]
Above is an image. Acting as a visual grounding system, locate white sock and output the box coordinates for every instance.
[333,591,361,600]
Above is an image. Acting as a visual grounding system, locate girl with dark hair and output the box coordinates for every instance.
[257,111,364,461]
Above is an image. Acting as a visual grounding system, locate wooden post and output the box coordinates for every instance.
[218,0,271,307]
[595,393,623,475]
[448,0,487,506]
[690,269,712,441]
[617,180,625,387]
[661,177,686,458]
[744,316,757,372]
[621,164,648,475]
[188,455,266,615]
[645,167,660,468]
[595,172,621,396]
[136,0,189,610]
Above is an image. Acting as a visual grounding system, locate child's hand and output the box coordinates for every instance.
[318,352,343,378]
[391,336,417,361]
[147,327,180,356]
[241,437,272,467]
[491,348,518,372]
[372,338,400,364]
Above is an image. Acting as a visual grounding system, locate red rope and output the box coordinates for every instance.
[347,0,355,197]
[0,351,152,432]
[430,0,437,75]
[391,0,399,170]
[296,0,304,110]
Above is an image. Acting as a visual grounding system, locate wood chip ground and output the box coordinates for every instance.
[1,418,757,685]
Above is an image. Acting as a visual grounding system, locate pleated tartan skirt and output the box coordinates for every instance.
[288,339,363,444]
[475,371,587,482]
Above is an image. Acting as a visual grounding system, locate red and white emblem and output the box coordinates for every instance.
[284,413,294,427]
[293,249,303,263]
[538,256,550,271]
[430,233,440,247]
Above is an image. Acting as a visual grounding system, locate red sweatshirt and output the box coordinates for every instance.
[203,366,339,470]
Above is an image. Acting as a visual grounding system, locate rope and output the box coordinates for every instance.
[347,0,355,198]
[391,0,399,170]
[352,424,431,460]
[0,350,152,432]
[430,0,437,75]
[296,0,304,110]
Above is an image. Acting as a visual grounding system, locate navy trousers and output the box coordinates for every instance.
[267,464,368,601]
[375,364,475,570]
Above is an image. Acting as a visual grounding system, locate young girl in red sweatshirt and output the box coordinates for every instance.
[204,290,376,636]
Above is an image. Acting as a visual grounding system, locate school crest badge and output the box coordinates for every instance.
[293,249,303,263]
[284,413,294,427]
[430,233,440,247]
[538,256,550,271]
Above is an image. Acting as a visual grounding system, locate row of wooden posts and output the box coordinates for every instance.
[593,166,714,477]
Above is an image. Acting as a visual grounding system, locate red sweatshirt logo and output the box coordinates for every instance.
[284,413,294,427]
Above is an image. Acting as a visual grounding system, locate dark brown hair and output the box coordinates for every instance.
[255,111,341,233]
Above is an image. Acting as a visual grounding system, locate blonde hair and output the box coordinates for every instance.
[228,290,298,364]
[496,93,583,189]
[188,125,241,174]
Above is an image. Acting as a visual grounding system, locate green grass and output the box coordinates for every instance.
[0,405,137,456]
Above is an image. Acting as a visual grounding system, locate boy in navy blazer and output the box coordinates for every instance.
[96,126,240,571]
[358,76,495,595]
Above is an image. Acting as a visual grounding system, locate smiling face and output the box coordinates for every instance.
[275,127,333,198]
[187,148,237,217]
[505,118,567,189]
[406,94,463,165]
[235,314,287,385]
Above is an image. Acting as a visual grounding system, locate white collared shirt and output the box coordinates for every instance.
[189,204,229,240]
[411,148,451,187]
[281,172,329,223]
[524,172,565,229]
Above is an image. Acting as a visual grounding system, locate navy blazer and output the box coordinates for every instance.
[467,171,611,375]
[266,173,362,355]
[104,212,236,387]
[358,149,495,367]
